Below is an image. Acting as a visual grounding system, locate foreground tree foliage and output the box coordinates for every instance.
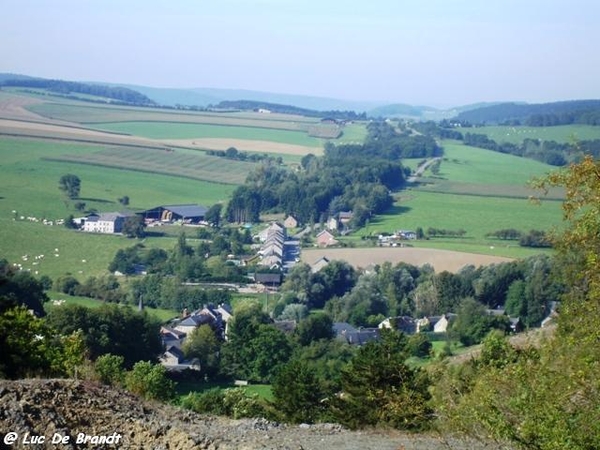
[333,329,431,430]
[272,359,325,424]
[46,303,162,368]
[434,156,600,449]
[0,259,47,316]
[220,302,293,382]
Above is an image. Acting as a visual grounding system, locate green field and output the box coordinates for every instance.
[91,121,323,147]
[414,142,564,199]
[470,124,600,144]
[0,137,235,218]
[336,122,368,144]
[0,136,237,280]
[364,190,563,240]
[436,142,557,185]
[356,141,566,258]
[0,219,181,280]
[25,101,318,130]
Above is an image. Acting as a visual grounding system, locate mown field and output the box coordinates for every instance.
[468,124,600,144]
[45,146,254,185]
[91,122,323,147]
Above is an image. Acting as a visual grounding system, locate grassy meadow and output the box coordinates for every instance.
[0,136,235,280]
[0,138,235,217]
[355,141,565,258]
[469,124,600,145]
[43,291,179,323]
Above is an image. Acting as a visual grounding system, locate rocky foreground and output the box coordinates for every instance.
[0,379,511,449]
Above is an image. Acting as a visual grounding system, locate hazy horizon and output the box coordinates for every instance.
[2,0,598,108]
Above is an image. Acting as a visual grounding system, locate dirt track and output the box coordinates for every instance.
[301,247,513,273]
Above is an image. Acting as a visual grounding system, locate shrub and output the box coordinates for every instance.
[125,361,175,401]
[95,354,125,386]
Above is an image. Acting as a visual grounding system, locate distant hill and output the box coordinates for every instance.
[0,73,36,83]
[115,84,380,113]
[368,103,435,118]
[454,100,600,126]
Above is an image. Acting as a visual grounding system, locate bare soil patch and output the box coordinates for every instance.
[301,247,513,273]
[164,138,322,156]
[0,95,48,121]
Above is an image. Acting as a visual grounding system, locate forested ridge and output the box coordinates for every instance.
[454,99,600,126]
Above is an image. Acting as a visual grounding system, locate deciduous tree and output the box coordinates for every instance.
[59,174,81,199]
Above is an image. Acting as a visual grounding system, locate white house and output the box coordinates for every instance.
[83,212,132,234]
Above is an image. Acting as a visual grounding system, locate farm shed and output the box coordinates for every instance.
[141,204,208,224]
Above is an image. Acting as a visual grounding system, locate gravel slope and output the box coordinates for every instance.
[0,379,514,450]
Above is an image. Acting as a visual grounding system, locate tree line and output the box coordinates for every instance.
[210,100,367,121]
[412,120,600,166]
[225,121,440,225]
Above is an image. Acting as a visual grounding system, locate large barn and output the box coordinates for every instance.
[141,204,208,224]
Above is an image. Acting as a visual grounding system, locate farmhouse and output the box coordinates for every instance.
[141,204,208,224]
[82,212,133,234]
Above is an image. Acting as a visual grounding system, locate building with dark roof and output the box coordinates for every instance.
[141,204,208,224]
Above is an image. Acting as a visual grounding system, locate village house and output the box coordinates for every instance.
[316,229,338,247]
[283,215,298,229]
[311,256,330,273]
[160,326,186,349]
[379,316,417,334]
[333,322,380,346]
[326,216,339,231]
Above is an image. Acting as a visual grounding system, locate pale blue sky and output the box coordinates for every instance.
[1,0,598,107]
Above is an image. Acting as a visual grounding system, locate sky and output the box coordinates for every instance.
[1,0,599,107]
